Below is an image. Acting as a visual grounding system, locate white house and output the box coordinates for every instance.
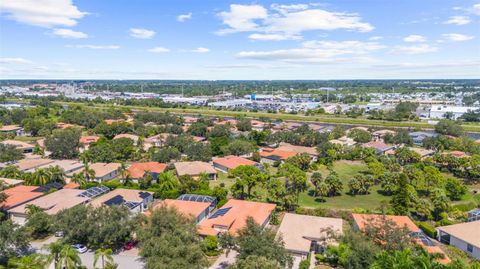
[429,105,479,120]
[437,221,480,259]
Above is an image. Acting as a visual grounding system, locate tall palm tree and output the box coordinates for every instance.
[80,151,95,181]
[44,241,63,268]
[30,168,51,186]
[93,248,116,269]
[118,162,128,183]
[57,244,82,269]
[158,171,178,192]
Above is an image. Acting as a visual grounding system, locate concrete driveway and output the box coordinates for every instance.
[30,236,144,269]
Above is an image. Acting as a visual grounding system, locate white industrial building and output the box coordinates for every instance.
[429,105,479,120]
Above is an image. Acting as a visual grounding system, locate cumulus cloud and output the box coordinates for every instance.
[0,0,87,27]
[129,28,156,39]
[148,47,170,53]
[403,35,426,43]
[0,57,33,64]
[52,28,87,39]
[442,33,474,42]
[177,12,192,22]
[236,40,385,63]
[65,44,120,49]
[473,3,480,15]
[444,16,471,25]
[190,47,210,53]
[217,4,373,40]
[369,36,383,41]
[392,44,438,54]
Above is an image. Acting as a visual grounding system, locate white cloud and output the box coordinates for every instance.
[217,4,374,39]
[0,57,33,64]
[236,40,385,63]
[403,35,427,43]
[369,36,383,41]
[65,45,120,49]
[444,16,471,25]
[248,33,301,41]
[393,44,438,54]
[190,47,210,53]
[473,3,480,15]
[129,28,156,39]
[177,12,192,22]
[442,33,474,42]
[0,0,87,27]
[148,47,170,53]
[52,28,87,39]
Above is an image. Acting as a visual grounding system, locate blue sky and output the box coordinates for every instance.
[0,0,479,79]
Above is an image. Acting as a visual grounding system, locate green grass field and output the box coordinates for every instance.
[299,160,391,210]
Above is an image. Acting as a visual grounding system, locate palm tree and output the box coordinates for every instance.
[7,253,48,269]
[47,166,65,183]
[80,151,95,181]
[57,244,82,269]
[158,171,178,192]
[70,172,86,187]
[44,241,63,268]
[0,165,23,179]
[94,248,116,269]
[118,162,128,183]
[29,168,51,186]
[25,204,43,215]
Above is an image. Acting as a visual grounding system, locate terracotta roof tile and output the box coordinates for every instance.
[213,156,257,170]
[127,162,167,178]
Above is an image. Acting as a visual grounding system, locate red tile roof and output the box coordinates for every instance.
[260,148,297,160]
[198,199,275,236]
[213,155,257,170]
[127,162,167,178]
[0,186,43,209]
[79,136,100,144]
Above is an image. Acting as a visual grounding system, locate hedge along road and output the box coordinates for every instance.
[50,100,480,133]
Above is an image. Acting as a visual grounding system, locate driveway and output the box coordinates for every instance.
[209,251,238,269]
[30,236,144,269]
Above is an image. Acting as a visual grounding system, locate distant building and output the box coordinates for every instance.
[127,162,167,180]
[151,199,211,224]
[429,105,480,120]
[361,141,395,155]
[1,140,34,153]
[88,163,121,182]
[409,131,437,145]
[0,125,25,136]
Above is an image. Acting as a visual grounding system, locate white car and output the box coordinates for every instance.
[72,244,88,254]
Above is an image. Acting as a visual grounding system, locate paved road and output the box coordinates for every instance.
[209,251,238,269]
[30,236,144,269]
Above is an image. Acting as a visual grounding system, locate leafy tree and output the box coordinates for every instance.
[228,255,282,269]
[137,206,208,269]
[430,188,450,220]
[0,220,30,263]
[330,125,346,139]
[151,147,181,163]
[25,208,53,239]
[188,122,208,137]
[54,205,137,250]
[370,248,446,269]
[208,124,230,138]
[348,129,372,143]
[279,163,308,205]
[224,140,256,156]
[185,142,212,162]
[364,215,414,252]
[0,143,24,162]
[444,177,467,201]
[220,218,292,268]
[380,172,400,195]
[230,165,268,198]
[94,122,132,139]
[236,118,252,132]
[202,235,220,256]
[390,174,411,215]
[435,119,464,137]
[45,128,82,159]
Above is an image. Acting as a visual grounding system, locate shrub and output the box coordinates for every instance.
[299,259,310,269]
[418,222,437,238]
[452,202,477,212]
[202,235,220,256]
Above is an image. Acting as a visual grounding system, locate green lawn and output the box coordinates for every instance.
[299,160,391,211]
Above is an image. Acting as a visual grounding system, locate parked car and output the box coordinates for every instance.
[123,241,136,251]
[54,231,64,237]
[72,244,88,254]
